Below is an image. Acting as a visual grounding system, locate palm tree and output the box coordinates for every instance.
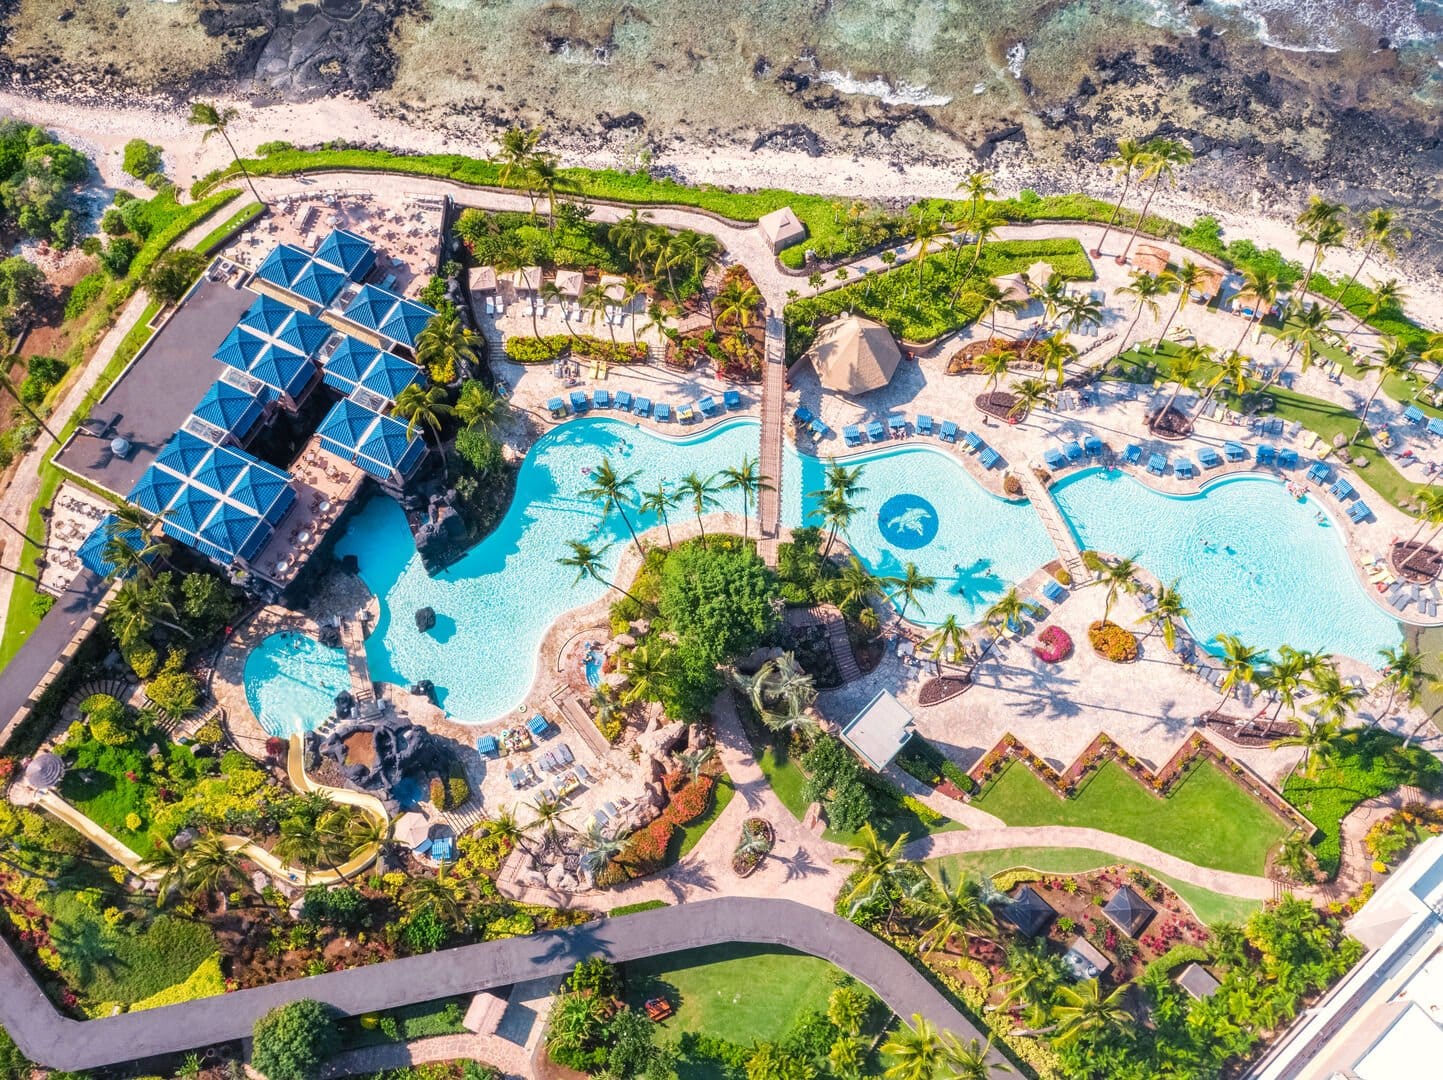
[957,169,996,224]
[677,745,716,783]
[1154,344,1204,428]
[1278,717,1343,780]
[139,838,192,907]
[677,471,720,547]
[976,348,1012,404]
[1033,336,1076,390]
[620,279,645,348]
[1137,579,1188,651]
[1232,266,1287,355]
[1093,139,1149,257]
[836,823,908,907]
[579,281,613,343]
[1006,377,1054,420]
[1115,270,1165,357]
[455,381,504,433]
[1377,644,1428,717]
[1094,554,1140,625]
[832,556,884,627]
[106,577,191,648]
[1295,196,1347,288]
[984,586,1040,636]
[495,125,544,187]
[578,820,624,879]
[581,457,643,554]
[557,538,652,611]
[718,455,772,540]
[525,154,573,228]
[415,308,481,381]
[1399,486,1443,573]
[1347,277,1408,337]
[1306,662,1364,727]
[1118,138,1192,263]
[188,101,262,204]
[1351,336,1416,445]
[1059,291,1104,337]
[393,383,454,481]
[529,793,570,842]
[401,871,465,930]
[908,210,943,285]
[888,562,937,619]
[1156,261,1205,346]
[961,203,1006,281]
[1269,300,1337,388]
[1049,979,1132,1047]
[183,835,244,901]
[1329,207,1408,320]
[970,282,1022,341]
[1213,633,1264,713]
[922,615,971,666]
[882,1015,946,1080]
[617,641,670,707]
[639,482,678,549]
[907,870,997,956]
[1261,646,1313,724]
[939,1035,1008,1080]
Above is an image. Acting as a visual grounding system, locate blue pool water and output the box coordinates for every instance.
[243,631,351,735]
[1052,469,1400,660]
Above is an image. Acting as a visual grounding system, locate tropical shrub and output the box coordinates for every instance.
[503,335,569,363]
[990,867,1044,891]
[122,640,159,679]
[122,140,163,180]
[251,1000,340,1080]
[81,693,130,745]
[19,355,66,403]
[146,671,200,716]
[447,775,471,809]
[1088,620,1138,662]
[667,775,714,824]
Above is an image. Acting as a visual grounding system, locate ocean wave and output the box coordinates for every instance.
[1206,0,1440,54]
[813,69,953,107]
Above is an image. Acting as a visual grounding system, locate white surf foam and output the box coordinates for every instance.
[813,69,953,107]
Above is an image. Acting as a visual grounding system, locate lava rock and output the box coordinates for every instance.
[415,606,436,632]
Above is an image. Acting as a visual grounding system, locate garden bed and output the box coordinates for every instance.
[1390,541,1440,584]
[918,674,970,706]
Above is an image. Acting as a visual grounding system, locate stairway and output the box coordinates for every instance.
[1016,464,1090,583]
[755,312,786,562]
[810,606,861,682]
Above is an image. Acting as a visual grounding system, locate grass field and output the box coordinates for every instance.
[622,943,861,1047]
[929,845,1264,926]
[971,759,1291,876]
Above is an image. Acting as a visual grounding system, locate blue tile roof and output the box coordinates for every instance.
[76,515,147,580]
[191,379,264,436]
[255,245,311,291]
[289,260,348,306]
[313,229,375,279]
[214,326,267,372]
[249,344,316,398]
[342,284,394,331]
[317,398,425,481]
[378,299,435,348]
[359,351,422,401]
[238,293,298,336]
[321,336,383,394]
[273,310,333,358]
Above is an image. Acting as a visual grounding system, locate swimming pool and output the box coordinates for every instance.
[1051,468,1400,660]
[242,630,352,736]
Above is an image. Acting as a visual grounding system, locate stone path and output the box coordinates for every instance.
[321,1031,530,1080]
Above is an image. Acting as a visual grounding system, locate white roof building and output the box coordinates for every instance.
[758,206,806,254]
[839,689,914,771]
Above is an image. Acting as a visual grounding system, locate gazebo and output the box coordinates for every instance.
[599,273,628,305]
[513,266,542,295]
[804,314,903,397]
[553,270,584,299]
[1102,885,1156,937]
[758,206,806,253]
[23,752,64,791]
[471,266,498,293]
[1000,885,1056,937]
[1023,260,1056,286]
[1133,244,1171,276]
[839,689,914,771]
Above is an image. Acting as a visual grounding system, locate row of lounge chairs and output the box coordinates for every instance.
[827,411,1004,468]
[1402,405,1443,439]
[1384,578,1441,616]
[548,387,744,421]
[1044,435,1104,471]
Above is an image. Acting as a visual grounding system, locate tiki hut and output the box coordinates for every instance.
[804,314,904,396]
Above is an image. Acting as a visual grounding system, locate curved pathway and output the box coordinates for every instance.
[0,896,1006,1073]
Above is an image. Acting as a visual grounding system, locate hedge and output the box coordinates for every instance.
[608,899,669,917]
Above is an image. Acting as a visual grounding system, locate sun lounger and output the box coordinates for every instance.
[476,734,498,756]
[1306,461,1331,483]
[1256,443,1277,465]
[979,447,1001,469]
[888,414,907,435]
[1042,579,1067,603]
[614,390,633,411]
[844,424,863,446]
[1147,453,1168,476]
[1391,591,1412,610]
[1348,500,1372,522]
[867,420,886,441]
[1063,440,1083,462]
[1123,443,1143,465]
[1045,448,1067,470]
[1223,440,1246,462]
[963,430,983,452]
[593,389,611,409]
[723,389,743,410]
[1405,404,1426,424]
[1285,420,1302,441]
[574,763,591,783]
[653,402,670,421]
[1428,417,1443,438]
[939,420,958,443]
[1083,435,1103,456]
[1197,446,1222,469]
[1175,457,1196,479]
[569,390,589,412]
[1277,448,1299,469]
[917,414,934,436]
[794,405,815,425]
[697,395,719,416]
[810,418,832,439]
[1329,478,1355,500]
[527,713,552,738]
[678,404,697,423]
[547,396,566,417]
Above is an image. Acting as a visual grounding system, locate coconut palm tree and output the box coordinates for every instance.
[1033,336,1076,389]
[1049,979,1132,1047]
[416,307,481,381]
[1093,138,1149,257]
[608,208,654,265]
[1094,554,1140,625]
[1351,336,1416,446]
[485,803,530,854]
[832,556,885,621]
[1115,271,1165,357]
[1213,633,1264,712]
[906,869,997,956]
[882,1014,946,1080]
[180,835,244,901]
[620,279,645,348]
[677,471,720,548]
[525,153,573,228]
[402,871,466,930]
[1139,270,1181,352]
[888,562,937,619]
[495,125,544,187]
[618,640,671,706]
[960,202,1006,283]
[1295,196,1347,287]
[1278,717,1343,780]
[718,454,772,540]
[529,793,571,845]
[556,539,651,611]
[1155,260,1205,346]
[836,822,908,907]
[188,101,262,204]
[139,838,193,907]
[1329,207,1408,320]
[1118,138,1192,263]
[812,490,859,558]
[940,1035,1008,1080]
[957,168,996,224]
[1006,377,1054,420]
[968,281,1021,341]
[581,457,643,554]
[394,383,454,481]
[1154,344,1205,428]
[922,614,971,666]
[1346,277,1408,337]
[454,381,504,433]
[907,209,943,285]
[976,348,1012,404]
[677,745,715,783]
[1376,644,1428,717]
[1232,266,1287,355]
[1261,645,1313,724]
[579,281,614,343]
[639,482,678,549]
[985,586,1040,635]
[1399,486,1443,573]
[1136,579,1188,651]
[1059,291,1104,337]
[106,577,191,648]
[1306,662,1364,726]
[1269,300,1338,388]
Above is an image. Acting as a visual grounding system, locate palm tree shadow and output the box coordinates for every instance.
[777,846,825,882]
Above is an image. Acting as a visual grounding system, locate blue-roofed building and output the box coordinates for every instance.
[237,293,297,337]
[341,284,395,332]
[313,229,376,280]
[341,284,437,349]
[273,310,334,358]
[321,336,384,395]
[255,245,312,293]
[360,351,423,401]
[254,233,376,311]
[378,298,435,349]
[289,260,349,307]
[76,515,147,580]
[186,379,266,445]
[316,398,426,484]
[249,345,316,400]
[214,326,267,372]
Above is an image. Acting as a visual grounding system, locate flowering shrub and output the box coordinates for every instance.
[1088,621,1138,662]
[666,776,714,825]
[1032,625,1073,663]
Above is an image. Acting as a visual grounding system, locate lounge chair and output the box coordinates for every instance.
[614,390,633,411]
[867,420,886,442]
[963,430,983,452]
[654,402,671,422]
[697,395,719,417]
[1277,447,1299,469]
[917,414,934,436]
[723,389,743,410]
[1285,420,1302,440]
[887,414,907,436]
[1083,435,1103,456]
[1175,457,1196,479]
[1064,440,1083,462]
[979,447,1001,469]
[939,420,958,443]
[1256,443,1277,465]
[1348,500,1372,523]
[794,405,815,425]
[810,418,832,439]
[632,396,651,417]
[844,424,863,446]
[1147,453,1168,476]
[1429,417,1443,438]
[1123,443,1143,465]
[1223,440,1246,462]
[569,390,589,413]
[546,396,566,417]
[593,389,611,409]
[527,714,552,738]
[1329,478,1355,500]
[476,735,498,756]
[1044,447,1067,470]
[1306,461,1331,483]
[1404,404,1425,425]
[1197,446,1222,469]
[1042,579,1067,603]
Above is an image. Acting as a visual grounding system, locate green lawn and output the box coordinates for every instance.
[622,943,863,1047]
[929,846,1263,926]
[340,997,470,1048]
[670,776,735,862]
[971,760,1291,876]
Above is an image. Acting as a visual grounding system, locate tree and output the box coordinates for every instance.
[809,459,867,556]
[401,870,466,930]
[677,470,720,547]
[1137,579,1188,650]
[1155,260,1204,346]
[975,347,1012,400]
[578,820,623,879]
[888,562,937,619]
[187,102,262,205]
[1092,138,1148,257]
[455,379,504,432]
[1270,300,1338,388]
[1094,554,1140,625]
[1232,265,1286,355]
[581,457,643,554]
[1295,196,1346,289]
[184,834,244,902]
[1033,335,1076,389]
[142,248,208,305]
[1306,661,1363,726]
[908,209,943,285]
[659,542,778,664]
[1399,486,1443,573]
[138,837,190,907]
[557,539,650,611]
[106,576,190,647]
[250,1000,339,1080]
[1049,979,1131,1047]
[718,454,772,540]
[122,139,163,180]
[1347,277,1407,337]
[1118,138,1192,263]
[0,256,45,330]
[882,1014,945,1080]
[0,368,59,445]
[1006,376,1054,420]
[1377,644,1429,717]
[1115,271,1165,357]
[495,125,543,187]
[393,383,454,480]
[836,822,907,908]
[416,308,480,384]
[1260,645,1313,723]
[1330,208,1408,321]
[961,203,1005,281]
[618,640,673,706]
[907,869,997,956]
[831,556,884,626]
[1213,633,1263,712]
[940,1035,1008,1079]
[1351,336,1415,445]
[639,481,678,548]
[985,586,1040,635]
[1278,717,1343,780]
[828,984,870,1036]
[1153,344,1202,429]
[922,614,971,666]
